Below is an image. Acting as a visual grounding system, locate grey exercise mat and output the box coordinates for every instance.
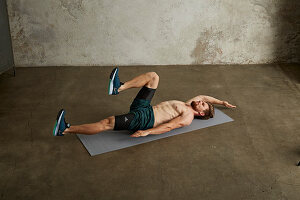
[77,108,233,156]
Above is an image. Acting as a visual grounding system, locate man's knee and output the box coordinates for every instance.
[104,116,115,129]
[146,72,159,88]
[148,72,159,80]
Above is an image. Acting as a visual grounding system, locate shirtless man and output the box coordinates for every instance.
[53,68,236,137]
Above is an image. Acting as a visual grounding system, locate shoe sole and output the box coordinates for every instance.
[53,109,64,136]
[108,68,118,95]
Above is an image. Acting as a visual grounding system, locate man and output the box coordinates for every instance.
[53,68,236,137]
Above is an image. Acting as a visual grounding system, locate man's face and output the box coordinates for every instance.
[191,100,209,115]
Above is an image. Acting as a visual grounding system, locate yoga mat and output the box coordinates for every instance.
[77,108,233,156]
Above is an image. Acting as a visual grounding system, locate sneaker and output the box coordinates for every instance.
[53,109,70,136]
[108,67,123,95]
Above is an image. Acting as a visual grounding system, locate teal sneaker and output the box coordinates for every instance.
[53,109,70,136]
[108,67,123,95]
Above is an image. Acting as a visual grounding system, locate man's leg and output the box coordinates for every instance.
[118,72,159,92]
[117,72,158,131]
[59,72,160,135]
[63,116,115,135]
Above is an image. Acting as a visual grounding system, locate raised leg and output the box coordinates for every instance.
[118,72,159,92]
[63,116,115,135]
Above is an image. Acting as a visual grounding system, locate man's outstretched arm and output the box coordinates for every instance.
[202,95,236,108]
[186,95,236,108]
[131,112,193,137]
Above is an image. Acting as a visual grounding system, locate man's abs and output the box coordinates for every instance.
[152,100,188,127]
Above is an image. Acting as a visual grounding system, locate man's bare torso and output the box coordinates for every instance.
[152,100,194,127]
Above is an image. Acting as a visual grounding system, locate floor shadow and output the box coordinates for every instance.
[0,67,15,80]
[279,64,300,84]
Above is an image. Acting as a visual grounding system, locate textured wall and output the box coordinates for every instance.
[7,0,300,66]
[0,0,14,73]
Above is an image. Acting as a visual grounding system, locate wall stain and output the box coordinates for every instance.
[59,0,84,20]
[250,0,275,26]
[9,0,56,65]
[191,28,223,64]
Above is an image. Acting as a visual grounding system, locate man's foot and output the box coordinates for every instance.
[108,67,123,95]
[53,109,70,136]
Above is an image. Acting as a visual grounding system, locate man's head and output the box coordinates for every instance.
[191,100,215,120]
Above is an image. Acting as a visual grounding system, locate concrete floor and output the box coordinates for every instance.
[0,64,299,200]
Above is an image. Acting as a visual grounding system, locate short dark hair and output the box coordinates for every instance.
[194,102,215,120]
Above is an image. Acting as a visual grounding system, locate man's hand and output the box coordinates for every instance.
[223,101,236,108]
[130,130,150,137]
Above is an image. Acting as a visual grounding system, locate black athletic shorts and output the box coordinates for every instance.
[114,86,156,130]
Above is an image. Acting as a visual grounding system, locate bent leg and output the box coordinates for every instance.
[118,72,159,92]
[63,116,115,135]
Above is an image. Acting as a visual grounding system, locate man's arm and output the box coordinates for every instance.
[131,112,193,137]
[186,95,236,108]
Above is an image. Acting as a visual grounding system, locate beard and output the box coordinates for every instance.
[191,101,197,110]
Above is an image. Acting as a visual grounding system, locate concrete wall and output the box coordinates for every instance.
[6,0,300,66]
